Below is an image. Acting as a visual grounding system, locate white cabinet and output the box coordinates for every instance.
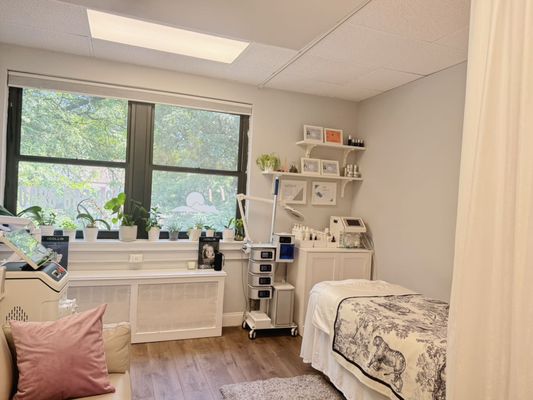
[287,247,372,335]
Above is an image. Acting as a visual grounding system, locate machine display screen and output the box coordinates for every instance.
[4,229,52,268]
[260,251,273,259]
[259,265,272,272]
[258,290,270,298]
[259,277,271,285]
[346,219,362,226]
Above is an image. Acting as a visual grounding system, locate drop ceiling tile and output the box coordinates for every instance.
[271,54,375,86]
[435,26,469,52]
[0,22,92,57]
[307,24,467,76]
[354,68,422,92]
[348,0,470,43]
[0,0,90,36]
[92,40,296,85]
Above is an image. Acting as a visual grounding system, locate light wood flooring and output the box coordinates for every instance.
[130,327,320,400]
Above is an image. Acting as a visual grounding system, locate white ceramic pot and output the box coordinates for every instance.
[83,227,99,242]
[119,225,138,242]
[148,227,160,241]
[222,228,234,241]
[205,229,215,237]
[62,229,77,242]
[40,225,55,236]
[189,228,201,241]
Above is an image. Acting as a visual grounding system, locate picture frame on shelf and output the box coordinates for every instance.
[311,181,337,206]
[301,158,321,175]
[324,128,343,145]
[280,180,307,204]
[303,125,324,143]
[321,160,340,176]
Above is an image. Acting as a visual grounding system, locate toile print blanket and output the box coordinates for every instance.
[332,294,448,400]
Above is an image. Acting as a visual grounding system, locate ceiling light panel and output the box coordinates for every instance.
[87,9,249,63]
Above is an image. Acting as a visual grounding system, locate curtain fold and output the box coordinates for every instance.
[447,0,533,399]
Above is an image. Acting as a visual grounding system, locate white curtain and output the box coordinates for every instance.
[447,1,533,399]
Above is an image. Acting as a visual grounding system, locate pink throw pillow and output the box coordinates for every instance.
[10,304,115,400]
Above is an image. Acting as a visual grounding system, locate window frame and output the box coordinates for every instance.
[4,87,249,239]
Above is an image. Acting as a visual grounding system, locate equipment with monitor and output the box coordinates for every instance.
[330,216,367,248]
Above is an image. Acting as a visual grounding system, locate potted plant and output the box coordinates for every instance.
[19,206,57,236]
[104,193,146,242]
[76,199,111,242]
[60,218,77,241]
[256,153,281,172]
[234,218,245,241]
[204,225,215,237]
[223,218,235,241]
[165,219,181,241]
[188,222,203,241]
[145,207,162,241]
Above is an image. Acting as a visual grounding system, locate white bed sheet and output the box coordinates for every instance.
[300,279,416,400]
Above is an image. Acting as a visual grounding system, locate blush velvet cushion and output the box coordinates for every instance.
[9,304,115,400]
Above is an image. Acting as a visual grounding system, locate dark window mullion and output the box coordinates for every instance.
[4,87,23,213]
[150,164,241,177]
[16,155,126,169]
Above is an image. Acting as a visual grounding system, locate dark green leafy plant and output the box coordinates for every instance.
[234,218,245,241]
[104,192,147,226]
[18,206,57,226]
[145,207,162,232]
[224,218,235,229]
[76,199,111,229]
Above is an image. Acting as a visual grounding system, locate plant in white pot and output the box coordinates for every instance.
[76,199,111,242]
[188,222,203,241]
[165,219,181,241]
[256,153,281,173]
[145,207,162,241]
[19,206,57,236]
[104,193,146,242]
[222,218,235,241]
[204,225,215,237]
[60,218,78,241]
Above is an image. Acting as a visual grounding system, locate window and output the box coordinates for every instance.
[5,87,248,237]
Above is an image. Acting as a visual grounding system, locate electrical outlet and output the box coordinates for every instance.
[129,254,143,263]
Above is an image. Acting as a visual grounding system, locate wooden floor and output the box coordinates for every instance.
[130,327,320,400]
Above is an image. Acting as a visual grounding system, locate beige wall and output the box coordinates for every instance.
[352,63,467,301]
[0,43,359,314]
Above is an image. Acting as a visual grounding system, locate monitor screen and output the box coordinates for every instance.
[4,229,52,268]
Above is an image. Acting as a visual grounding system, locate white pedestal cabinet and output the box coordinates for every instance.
[287,247,372,335]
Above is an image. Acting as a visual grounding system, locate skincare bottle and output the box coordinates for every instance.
[347,135,353,146]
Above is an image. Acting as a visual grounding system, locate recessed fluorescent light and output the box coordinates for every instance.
[87,9,249,63]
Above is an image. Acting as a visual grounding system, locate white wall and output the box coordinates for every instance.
[352,63,467,301]
[0,43,360,316]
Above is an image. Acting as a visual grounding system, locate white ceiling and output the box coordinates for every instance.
[0,0,470,101]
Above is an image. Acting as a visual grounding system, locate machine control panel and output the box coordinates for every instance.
[3,262,67,282]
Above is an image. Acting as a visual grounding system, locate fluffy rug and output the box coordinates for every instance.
[220,374,344,400]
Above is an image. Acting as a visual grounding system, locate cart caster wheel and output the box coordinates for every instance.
[242,321,247,329]
[249,330,257,340]
[291,328,298,337]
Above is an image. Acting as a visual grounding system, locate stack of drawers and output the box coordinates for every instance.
[247,247,276,300]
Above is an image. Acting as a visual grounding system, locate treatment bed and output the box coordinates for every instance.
[300,280,448,400]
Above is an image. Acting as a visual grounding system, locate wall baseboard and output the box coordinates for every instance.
[223,311,244,327]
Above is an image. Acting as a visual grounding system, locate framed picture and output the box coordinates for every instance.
[198,236,219,269]
[321,160,340,176]
[324,128,343,145]
[311,181,337,206]
[280,180,307,204]
[303,125,324,143]
[301,158,321,175]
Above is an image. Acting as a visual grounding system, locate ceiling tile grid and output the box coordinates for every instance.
[0,0,470,102]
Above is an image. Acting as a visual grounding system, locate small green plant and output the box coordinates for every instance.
[165,219,181,233]
[19,206,57,226]
[60,218,77,230]
[104,193,146,226]
[224,218,235,229]
[204,225,214,231]
[145,207,162,232]
[76,199,111,229]
[256,153,281,171]
[234,218,245,241]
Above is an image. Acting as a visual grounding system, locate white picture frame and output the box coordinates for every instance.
[280,180,307,204]
[321,160,340,176]
[301,158,321,175]
[311,181,337,206]
[303,125,324,143]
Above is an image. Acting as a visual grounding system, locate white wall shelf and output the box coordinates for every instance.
[261,171,362,197]
[296,140,365,165]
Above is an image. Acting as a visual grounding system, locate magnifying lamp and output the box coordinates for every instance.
[236,177,304,243]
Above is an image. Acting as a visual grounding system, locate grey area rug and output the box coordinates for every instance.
[220,374,344,400]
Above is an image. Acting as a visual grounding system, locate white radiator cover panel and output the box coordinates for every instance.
[68,285,130,324]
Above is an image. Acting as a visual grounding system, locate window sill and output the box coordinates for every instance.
[69,239,245,252]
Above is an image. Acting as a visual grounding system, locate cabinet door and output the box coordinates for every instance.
[306,253,337,293]
[337,253,372,280]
